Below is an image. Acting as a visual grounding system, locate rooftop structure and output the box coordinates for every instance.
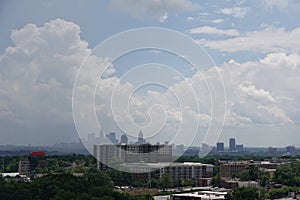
[94,144,172,170]
[170,191,226,200]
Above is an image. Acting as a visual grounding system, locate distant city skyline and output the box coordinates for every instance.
[81,131,298,150]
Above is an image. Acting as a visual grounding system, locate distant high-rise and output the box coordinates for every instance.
[229,138,236,151]
[201,143,210,153]
[286,145,296,154]
[173,144,184,156]
[120,134,128,144]
[268,147,277,156]
[106,132,118,144]
[236,144,244,152]
[216,142,224,151]
[138,131,144,144]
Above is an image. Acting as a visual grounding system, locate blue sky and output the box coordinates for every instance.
[1,0,300,147]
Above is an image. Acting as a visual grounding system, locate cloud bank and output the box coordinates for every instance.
[1,19,300,146]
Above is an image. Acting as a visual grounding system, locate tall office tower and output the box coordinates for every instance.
[229,138,236,151]
[120,134,128,144]
[138,130,144,144]
[216,142,224,151]
[201,143,210,152]
[236,144,244,152]
[286,145,296,154]
[106,132,118,144]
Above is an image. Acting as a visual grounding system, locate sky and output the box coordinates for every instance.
[0,0,300,147]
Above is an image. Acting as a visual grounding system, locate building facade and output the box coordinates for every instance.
[121,162,214,182]
[236,144,244,152]
[161,162,214,181]
[18,158,30,176]
[94,144,172,170]
[220,162,248,178]
[17,151,47,176]
[120,134,128,144]
[217,142,224,151]
[229,138,236,151]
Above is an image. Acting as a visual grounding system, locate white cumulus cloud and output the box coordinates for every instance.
[0,19,90,144]
[1,18,300,146]
[196,26,300,53]
[220,6,248,18]
[189,26,240,37]
[108,0,199,22]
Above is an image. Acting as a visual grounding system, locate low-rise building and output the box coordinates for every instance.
[162,162,214,181]
[120,162,214,182]
[220,161,248,178]
[170,191,226,200]
[220,161,280,179]
[1,172,29,182]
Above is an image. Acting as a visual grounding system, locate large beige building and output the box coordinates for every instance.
[220,161,281,179]
[220,162,248,178]
[162,162,214,180]
[94,144,172,169]
[120,162,214,182]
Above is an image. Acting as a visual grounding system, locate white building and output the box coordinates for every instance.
[170,191,226,200]
[94,144,172,170]
[120,162,214,180]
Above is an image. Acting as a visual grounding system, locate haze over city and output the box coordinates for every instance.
[0,0,300,147]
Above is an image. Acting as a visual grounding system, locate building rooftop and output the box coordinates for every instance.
[121,162,214,168]
[1,172,20,177]
[171,191,226,200]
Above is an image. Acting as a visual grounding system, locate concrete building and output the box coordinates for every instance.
[138,131,145,144]
[220,161,280,179]
[94,144,119,170]
[259,161,280,169]
[170,191,226,200]
[229,138,236,151]
[17,151,47,176]
[220,180,259,189]
[162,162,214,181]
[94,144,172,170]
[106,132,118,144]
[120,134,128,144]
[28,151,47,173]
[268,147,277,156]
[121,162,214,182]
[18,158,30,176]
[1,172,29,182]
[286,145,296,154]
[217,142,224,152]
[236,144,244,152]
[220,161,248,178]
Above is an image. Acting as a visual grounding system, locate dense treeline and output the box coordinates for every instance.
[0,170,151,200]
[225,185,300,200]
[0,154,96,174]
[225,161,300,199]
[175,154,300,164]
[233,161,300,187]
[2,154,300,199]
[273,161,300,186]
[225,187,264,200]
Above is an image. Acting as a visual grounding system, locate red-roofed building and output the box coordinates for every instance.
[29,151,45,157]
